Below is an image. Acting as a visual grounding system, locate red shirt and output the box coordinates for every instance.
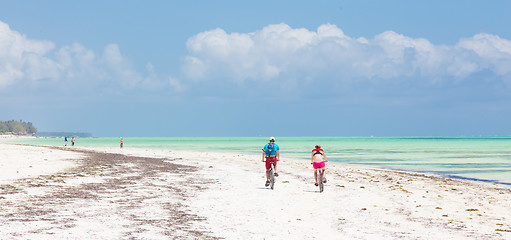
[312,148,324,154]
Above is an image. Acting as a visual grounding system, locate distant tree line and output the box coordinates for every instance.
[0,120,37,135]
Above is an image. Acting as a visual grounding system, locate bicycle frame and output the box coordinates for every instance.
[269,161,275,190]
[316,167,324,193]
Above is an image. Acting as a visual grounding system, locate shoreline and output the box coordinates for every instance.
[6,142,511,188]
[0,134,35,139]
[4,135,511,186]
[343,164,511,187]
[1,143,510,239]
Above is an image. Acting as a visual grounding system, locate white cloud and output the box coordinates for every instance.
[100,44,143,89]
[0,21,57,87]
[0,21,155,92]
[169,76,185,92]
[183,23,511,85]
[457,33,511,77]
[56,43,98,80]
[3,19,511,95]
[183,56,206,80]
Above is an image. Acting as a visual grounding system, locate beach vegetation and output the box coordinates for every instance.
[0,120,37,135]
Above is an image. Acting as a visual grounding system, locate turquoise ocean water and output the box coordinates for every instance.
[5,137,511,185]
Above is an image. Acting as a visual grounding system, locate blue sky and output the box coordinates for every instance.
[1,0,511,137]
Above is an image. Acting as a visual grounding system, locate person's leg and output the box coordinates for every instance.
[314,169,318,185]
[265,158,270,186]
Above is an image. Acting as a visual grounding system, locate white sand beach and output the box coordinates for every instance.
[0,144,83,185]
[0,143,510,239]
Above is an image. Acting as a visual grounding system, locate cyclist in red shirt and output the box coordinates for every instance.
[311,144,328,186]
[262,137,280,187]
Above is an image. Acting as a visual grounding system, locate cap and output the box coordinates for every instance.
[269,136,276,142]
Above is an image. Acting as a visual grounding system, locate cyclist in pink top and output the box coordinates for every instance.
[311,144,328,186]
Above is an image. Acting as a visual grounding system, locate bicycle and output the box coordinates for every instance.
[316,166,324,193]
[268,160,275,190]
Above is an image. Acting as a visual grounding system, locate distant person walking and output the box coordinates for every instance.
[311,144,328,186]
[120,137,124,148]
[71,137,75,146]
[64,136,68,146]
[262,136,280,187]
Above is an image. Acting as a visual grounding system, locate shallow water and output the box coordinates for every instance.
[7,136,511,184]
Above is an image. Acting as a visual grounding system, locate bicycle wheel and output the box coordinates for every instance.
[269,165,275,190]
[318,169,324,193]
